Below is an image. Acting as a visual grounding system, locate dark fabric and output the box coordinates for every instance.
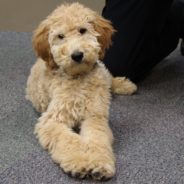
[102,0,180,82]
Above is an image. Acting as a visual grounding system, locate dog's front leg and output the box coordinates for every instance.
[34,108,90,178]
[80,116,116,180]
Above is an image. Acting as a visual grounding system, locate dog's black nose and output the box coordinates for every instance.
[71,51,84,63]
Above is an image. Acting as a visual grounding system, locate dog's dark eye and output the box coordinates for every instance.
[58,34,65,39]
[79,28,87,34]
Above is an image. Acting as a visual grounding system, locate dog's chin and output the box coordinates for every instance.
[63,61,97,77]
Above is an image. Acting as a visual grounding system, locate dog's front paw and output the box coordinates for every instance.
[112,77,137,95]
[60,154,90,179]
[60,148,115,180]
[86,146,115,180]
[88,158,115,180]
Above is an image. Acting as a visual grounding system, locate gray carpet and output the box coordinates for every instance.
[0,32,184,184]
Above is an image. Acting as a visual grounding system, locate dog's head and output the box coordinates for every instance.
[33,3,115,76]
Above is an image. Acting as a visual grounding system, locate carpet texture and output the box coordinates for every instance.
[0,32,184,184]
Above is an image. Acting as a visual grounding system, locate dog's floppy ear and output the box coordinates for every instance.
[33,22,58,70]
[93,15,116,60]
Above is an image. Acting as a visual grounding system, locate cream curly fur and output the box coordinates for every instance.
[26,2,137,180]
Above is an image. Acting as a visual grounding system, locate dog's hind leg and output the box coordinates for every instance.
[112,76,137,95]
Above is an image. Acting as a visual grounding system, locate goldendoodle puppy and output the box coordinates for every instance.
[26,2,137,180]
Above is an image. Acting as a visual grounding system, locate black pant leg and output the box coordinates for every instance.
[102,0,179,82]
